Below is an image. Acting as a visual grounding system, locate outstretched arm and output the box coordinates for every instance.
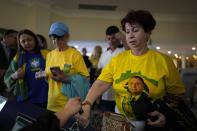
[76,79,111,128]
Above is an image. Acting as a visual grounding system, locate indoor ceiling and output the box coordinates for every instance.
[14,0,197,18]
[13,0,197,57]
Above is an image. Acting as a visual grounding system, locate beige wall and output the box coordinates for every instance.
[0,0,29,30]
[51,13,121,41]
[0,0,197,49]
[153,21,197,43]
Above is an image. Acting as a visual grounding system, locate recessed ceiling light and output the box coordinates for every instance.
[156,46,160,50]
[168,51,171,54]
[192,47,196,50]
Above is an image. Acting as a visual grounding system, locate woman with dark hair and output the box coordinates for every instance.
[4,29,49,108]
[77,10,187,129]
[37,34,48,49]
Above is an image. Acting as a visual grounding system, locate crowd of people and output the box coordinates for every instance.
[0,9,197,131]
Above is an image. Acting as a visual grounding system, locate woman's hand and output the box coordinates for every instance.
[51,70,70,83]
[55,97,82,128]
[76,104,91,128]
[35,70,48,80]
[11,68,25,80]
[65,97,82,115]
[147,111,166,127]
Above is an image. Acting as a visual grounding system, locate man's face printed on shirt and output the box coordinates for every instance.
[128,77,144,96]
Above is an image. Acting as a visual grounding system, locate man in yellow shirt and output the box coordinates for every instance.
[45,22,89,112]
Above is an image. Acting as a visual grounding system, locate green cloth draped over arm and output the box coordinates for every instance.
[4,57,28,100]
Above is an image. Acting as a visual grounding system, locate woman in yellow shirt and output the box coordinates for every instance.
[89,45,102,83]
[77,10,186,129]
[39,22,89,112]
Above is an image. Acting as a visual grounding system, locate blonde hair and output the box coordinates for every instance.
[91,46,102,59]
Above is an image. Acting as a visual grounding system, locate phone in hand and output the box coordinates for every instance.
[50,66,61,76]
[50,66,60,72]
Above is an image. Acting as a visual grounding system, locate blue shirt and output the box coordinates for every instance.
[17,53,48,103]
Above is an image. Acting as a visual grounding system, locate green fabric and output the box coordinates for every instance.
[4,58,28,100]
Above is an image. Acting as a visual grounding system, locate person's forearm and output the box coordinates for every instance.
[55,109,72,128]
[85,79,111,105]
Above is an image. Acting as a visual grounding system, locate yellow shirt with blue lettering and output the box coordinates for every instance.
[46,47,89,112]
[98,49,185,119]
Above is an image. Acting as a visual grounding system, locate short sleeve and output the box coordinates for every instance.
[97,57,115,83]
[73,51,89,77]
[165,57,185,94]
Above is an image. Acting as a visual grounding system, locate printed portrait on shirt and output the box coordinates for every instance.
[114,71,157,120]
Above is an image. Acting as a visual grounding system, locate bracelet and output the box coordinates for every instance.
[82,100,92,107]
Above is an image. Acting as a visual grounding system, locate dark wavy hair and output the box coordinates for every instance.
[121,10,156,33]
[105,26,120,35]
[17,29,40,54]
[132,76,149,93]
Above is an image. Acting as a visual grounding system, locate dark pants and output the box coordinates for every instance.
[100,100,115,112]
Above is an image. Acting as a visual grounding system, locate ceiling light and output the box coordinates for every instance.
[192,47,196,50]
[74,45,79,48]
[156,46,160,50]
[174,53,178,57]
[186,57,189,60]
[168,51,171,54]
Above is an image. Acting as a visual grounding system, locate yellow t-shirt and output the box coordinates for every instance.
[46,47,89,112]
[89,56,99,69]
[98,49,185,119]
